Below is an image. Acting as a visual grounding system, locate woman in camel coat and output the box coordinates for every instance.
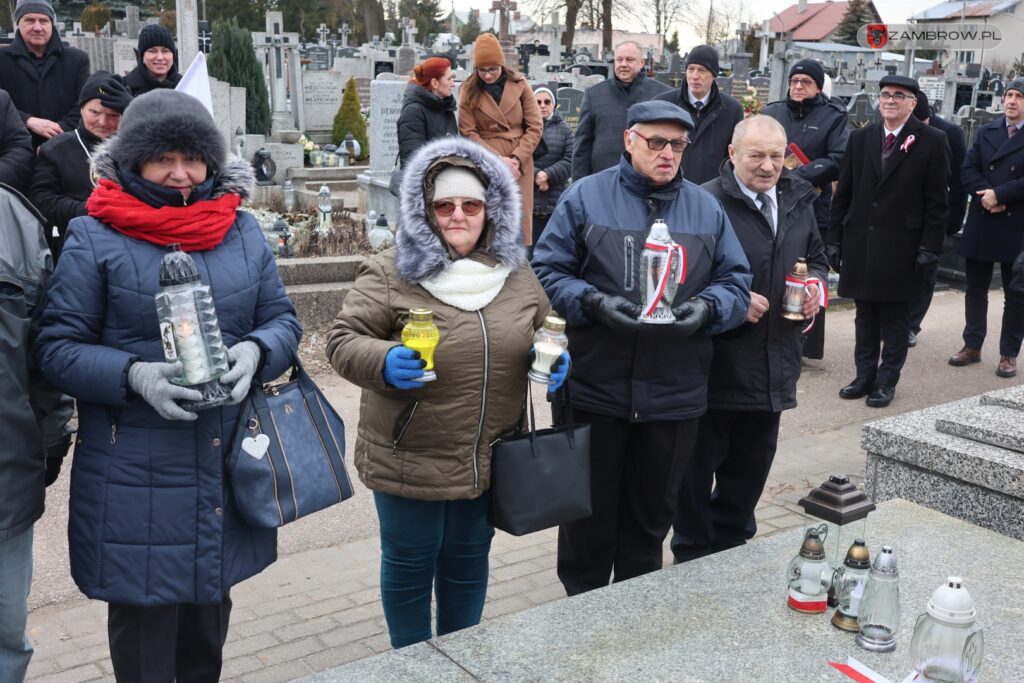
[458,33,543,245]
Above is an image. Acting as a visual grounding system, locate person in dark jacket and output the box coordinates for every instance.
[531,87,573,245]
[0,0,90,148]
[907,95,967,347]
[533,100,751,596]
[571,41,670,179]
[0,89,33,192]
[0,184,72,683]
[828,75,948,408]
[124,23,182,96]
[653,45,744,184]
[947,78,1024,378]
[672,117,827,564]
[30,71,133,261]
[397,57,458,167]
[35,90,302,682]
[763,59,849,360]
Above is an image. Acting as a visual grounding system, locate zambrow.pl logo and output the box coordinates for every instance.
[865,24,888,49]
[858,23,1003,50]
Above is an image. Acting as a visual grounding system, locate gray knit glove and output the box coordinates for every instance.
[127,361,202,421]
[219,341,262,404]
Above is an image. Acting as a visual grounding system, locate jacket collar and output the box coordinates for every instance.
[617,154,682,199]
[403,83,457,113]
[785,93,824,117]
[10,28,63,61]
[615,71,647,93]
[717,158,816,218]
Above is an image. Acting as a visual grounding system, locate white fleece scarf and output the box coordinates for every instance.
[420,258,512,311]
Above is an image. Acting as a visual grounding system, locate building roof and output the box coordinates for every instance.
[445,10,538,35]
[768,1,881,41]
[794,41,934,64]
[910,0,1019,19]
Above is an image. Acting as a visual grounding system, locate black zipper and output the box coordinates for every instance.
[392,401,419,456]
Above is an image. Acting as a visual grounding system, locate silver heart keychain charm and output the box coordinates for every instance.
[241,434,270,460]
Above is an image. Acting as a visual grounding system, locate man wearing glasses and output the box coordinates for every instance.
[763,59,849,360]
[533,100,751,595]
[571,41,670,180]
[827,75,949,408]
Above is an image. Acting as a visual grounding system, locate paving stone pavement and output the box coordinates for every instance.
[23,289,1023,682]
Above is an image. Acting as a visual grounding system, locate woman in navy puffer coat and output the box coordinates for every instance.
[35,90,302,682]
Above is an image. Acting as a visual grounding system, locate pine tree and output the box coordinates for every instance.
[665,30,680,56]
[833,0,876,46]
[81,0,111,35]
[208,19,271,136]
[333,78,368,161]
[459,12,482,45]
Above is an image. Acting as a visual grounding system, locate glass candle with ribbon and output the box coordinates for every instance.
[782,258,809,321]
[786,524,832,613]
[529,315,569,384]
[154,244,231,410]
[639,219,686,323]
[401,308,440,382]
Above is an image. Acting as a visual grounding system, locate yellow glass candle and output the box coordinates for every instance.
[401,308,440,382]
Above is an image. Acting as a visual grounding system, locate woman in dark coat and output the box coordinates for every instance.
[397,57,459,166]
[531,87,573,246]
[124,24,182,95]
[35,90,301,682]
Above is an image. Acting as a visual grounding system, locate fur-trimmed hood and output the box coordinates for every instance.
[91,140,256,202]
[397,136,526,284]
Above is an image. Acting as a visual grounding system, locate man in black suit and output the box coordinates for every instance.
[827,75,949,407]
[948,78,1024,378]
[907,94,968,347]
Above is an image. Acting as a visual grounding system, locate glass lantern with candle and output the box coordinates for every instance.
[831,539,871,632]
[781,258,809,321]
[856,545,901,652]
[309,144,322,167]
[529,315,569,384]
[323,144,338,167]
[786,524,832,613]
[154,244,231,410]
[798,474,876,606]
[401,308,440,382]
[910,577,983,683]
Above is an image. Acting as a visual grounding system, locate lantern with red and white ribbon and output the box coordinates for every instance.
[639,219,687,323]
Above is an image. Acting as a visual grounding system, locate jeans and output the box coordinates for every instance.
[373,491,495,649]
[0,527,33,683]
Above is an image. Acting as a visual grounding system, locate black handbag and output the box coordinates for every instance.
[227,358,354,528]
[489,382,591,536]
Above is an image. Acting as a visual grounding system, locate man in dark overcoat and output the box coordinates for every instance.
[672,116,827,563]
[948,78,1024,378]
[827,75,949,407]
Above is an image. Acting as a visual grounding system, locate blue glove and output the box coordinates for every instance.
[383,346,425,389]
[548,350,571,392]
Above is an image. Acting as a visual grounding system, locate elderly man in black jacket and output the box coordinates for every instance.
[763,59,849,360]
[672,116,827,563]
[0,89,34,191]
[571,41,670,179]
[0,0,90,148]
[653,45,744,184]
[30,71,132,261]
[828,75,949,408]
[948,78,1024,378]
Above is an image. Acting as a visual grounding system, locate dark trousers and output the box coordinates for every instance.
[107,597,232,683]
[853,299,911,387]
[671,409,781,563]
[909,262,940,334]
[963,258,1024,357]
[373,490,494,649]
[557,410,700,596]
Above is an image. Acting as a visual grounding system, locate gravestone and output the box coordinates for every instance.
[306,46,330,71]
[253,11,301,133]
[123,5,141,38]
[728,53,752,99]
[113,38,137,75]
[396,18,417,77]
[557,87,584,133]
[354,77,371,112]
[175,0,199,71]
[374,61,395,77]
[302,70,345,135]
[847,92,876,128]
[209,77,232,149]
[356,79,406,224]
[917,76,945,108]
[751,76,771,107]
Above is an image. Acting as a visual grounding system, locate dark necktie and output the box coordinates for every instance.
[756,192,774,233]
[882,132,896,156]
[693,101,704,115]
[1009,124,1018,139]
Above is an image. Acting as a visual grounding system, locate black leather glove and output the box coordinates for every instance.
[915,248,940,274]
[98,76,133,114]
[581,291,644,332]
[668,298,713,338]
[1010,250,1024,296]
[825,244,842,272]
[44,435,72,487]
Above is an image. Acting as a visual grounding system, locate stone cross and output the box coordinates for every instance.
[340,22,351,48]
[198,20,212,54]
[317,23,329,46]
[401,18,418,47]
[490,0,517,43]
[124,5,141,39]
[252,12,301,120]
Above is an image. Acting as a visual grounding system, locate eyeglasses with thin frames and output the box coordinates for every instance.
[879,91,912,102]
[476,66,501,75]
[789,77,816,87]
[432,199,485,217]
[631,130,689,153]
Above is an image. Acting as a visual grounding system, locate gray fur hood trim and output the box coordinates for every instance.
[397,136,525,284]
[91,141,256,201]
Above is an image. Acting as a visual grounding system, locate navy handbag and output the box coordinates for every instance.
[227,358,354,528]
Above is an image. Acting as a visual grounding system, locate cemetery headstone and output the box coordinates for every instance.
[357,79,406,224]
[557,87,584,133]
[354,77,372,113]
[306,46,330,71]
[302,71,346,134]
[396,18,417,77]
[847,92,876,128]
[175,0,199,71]
[918,76,946,108]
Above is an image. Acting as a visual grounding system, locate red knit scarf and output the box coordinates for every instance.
[86,179,241,252]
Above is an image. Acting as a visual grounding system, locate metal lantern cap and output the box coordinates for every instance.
[409,308,434,322]
[798,474,876,525]
[543,315,566,333]
[158,243,201,287]
[799,528,826,560]
[870,545,898,577]
[843,538,871,569]
[926,576,977,625]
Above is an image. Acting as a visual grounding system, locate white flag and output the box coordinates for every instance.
[175,52,214,118]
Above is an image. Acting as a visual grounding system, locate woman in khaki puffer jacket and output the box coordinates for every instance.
[326,136,564,649]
